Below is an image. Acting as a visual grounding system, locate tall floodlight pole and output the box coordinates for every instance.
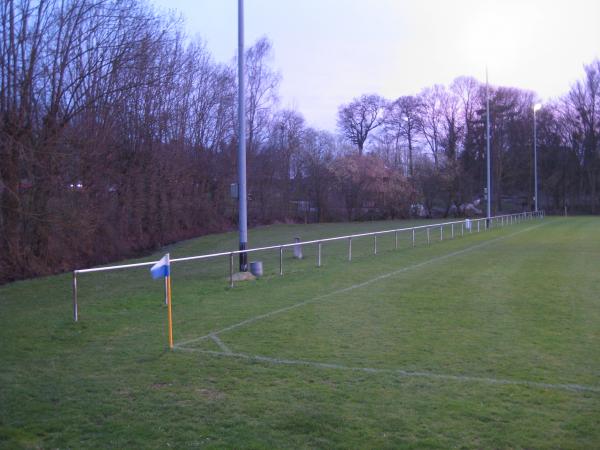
[533,103,542,212]
[486,66,491,227]
[237,0,248,271]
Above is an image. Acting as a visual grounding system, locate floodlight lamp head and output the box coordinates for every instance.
[533,103,542,112]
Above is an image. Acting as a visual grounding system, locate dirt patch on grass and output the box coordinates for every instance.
[197,388,225,401]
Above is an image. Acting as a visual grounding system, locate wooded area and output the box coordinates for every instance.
[1,0,599,282]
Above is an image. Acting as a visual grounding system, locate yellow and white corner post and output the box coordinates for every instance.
[166,253,173,350]
[151,252,174,350]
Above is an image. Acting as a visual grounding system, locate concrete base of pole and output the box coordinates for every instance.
[230,271,256,282]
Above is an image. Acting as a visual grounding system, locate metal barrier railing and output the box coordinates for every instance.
[72,210,544,321]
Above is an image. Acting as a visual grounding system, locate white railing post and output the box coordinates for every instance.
[72,272,78,322]
[279,247,283,275]
[348,237,352,261]
[229,253,234,287]
[317,242,322,267]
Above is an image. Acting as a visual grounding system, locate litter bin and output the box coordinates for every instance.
[249,261,263,277]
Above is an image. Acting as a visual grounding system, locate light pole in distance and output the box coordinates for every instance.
[485,66,491,227]
[237,0,248,271]
[533,103,542,213]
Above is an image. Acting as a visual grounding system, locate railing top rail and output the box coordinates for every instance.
[74,212,538,275]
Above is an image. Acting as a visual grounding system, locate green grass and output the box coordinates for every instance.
[1,216,599,448]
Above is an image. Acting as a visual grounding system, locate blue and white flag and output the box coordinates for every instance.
[150,254,170,279]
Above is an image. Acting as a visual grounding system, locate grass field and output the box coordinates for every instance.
[1,216,599,448]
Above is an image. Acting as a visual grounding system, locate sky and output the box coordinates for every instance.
[151,0,600,132]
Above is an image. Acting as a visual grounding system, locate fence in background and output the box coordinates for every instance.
[72,211,545,321]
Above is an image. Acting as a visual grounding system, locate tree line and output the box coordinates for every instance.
[1,0,599,282]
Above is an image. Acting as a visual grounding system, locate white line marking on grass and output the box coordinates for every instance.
[177,347,600,394]
[175,222,548,349]
[209,334,232,354]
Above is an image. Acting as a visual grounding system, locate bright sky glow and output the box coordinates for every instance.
[151,0,600,131]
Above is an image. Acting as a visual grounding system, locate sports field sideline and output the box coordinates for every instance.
[1,216,598,448]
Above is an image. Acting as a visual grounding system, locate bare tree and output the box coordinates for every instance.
[253,109,305,221]
[417,85,445,169]
[450,76,483,199]
[245,37,280,155]
[302,128,335,221]
[383,95,421,176]
[337,94,386,156]
[564,60,600,212]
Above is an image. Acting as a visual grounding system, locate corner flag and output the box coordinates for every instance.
[150,254,170,279]
[150,253,174,349]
